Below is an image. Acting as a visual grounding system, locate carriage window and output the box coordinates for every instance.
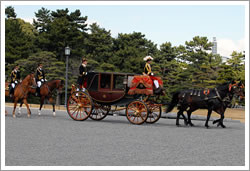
[113,75,125,90]
[100,74,111,89]
[89,75,98,91]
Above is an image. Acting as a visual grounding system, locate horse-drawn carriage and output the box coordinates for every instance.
[67,71,164,125]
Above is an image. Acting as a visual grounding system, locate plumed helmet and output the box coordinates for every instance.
[143,56,154,62]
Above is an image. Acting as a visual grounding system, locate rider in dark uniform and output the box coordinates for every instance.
[35,63,46,96]
[77,58,88,90]
[9,65,21,97]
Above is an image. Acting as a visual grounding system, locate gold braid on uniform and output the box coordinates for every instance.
[37,69,43,80]
[145,63,151,75]
[11,71,16,81]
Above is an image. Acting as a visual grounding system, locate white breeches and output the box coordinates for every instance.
[37,81,42,87]
[11,83,15,89]
[154,80,159,88]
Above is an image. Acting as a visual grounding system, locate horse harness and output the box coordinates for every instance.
[181,84,237,107]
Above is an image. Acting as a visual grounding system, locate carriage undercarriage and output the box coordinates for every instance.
[67,90,162,125]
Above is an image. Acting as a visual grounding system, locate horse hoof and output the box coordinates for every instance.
[13,115,16,118]
[38,110,41,116]
[205,125,209,129]
[27,114,31,118]
[53,112,56,117]
[221,125,226,128]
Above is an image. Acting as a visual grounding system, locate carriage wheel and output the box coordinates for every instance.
[89,104,111,121]
[146,103,162,124]
[126,100,148,125]
[67,91,93,121]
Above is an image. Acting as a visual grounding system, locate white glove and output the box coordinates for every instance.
[45,79,47,81]
[15,81,18,84]
[151,73,154,76]
[41,79,44,82]
[86,72,87,75]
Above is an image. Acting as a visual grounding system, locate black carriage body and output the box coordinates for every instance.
[84,71,139,105]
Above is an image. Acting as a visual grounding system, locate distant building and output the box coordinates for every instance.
[212,37,217,55]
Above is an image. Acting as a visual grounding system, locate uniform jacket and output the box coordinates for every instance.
[10,69,20,83]
[35,67,45,81]
[77,64,87,85]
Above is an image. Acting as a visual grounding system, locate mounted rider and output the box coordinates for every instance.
[77,57,88,90]
[9,65,21,97]
[35,63,46,96]
[143,56,163,94]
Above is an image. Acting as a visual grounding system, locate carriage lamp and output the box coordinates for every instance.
[64,46,70,107]
[65,46,70,56]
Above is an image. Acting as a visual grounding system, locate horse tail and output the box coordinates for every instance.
[166,92,180,113]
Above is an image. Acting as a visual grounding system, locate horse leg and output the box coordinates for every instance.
[180,112,188,126]
[218,112,226,128]
[187,110,194,126]
[12,97,18,118]
[49,97,56,116]
[213,108,226,128]
[38,96,45,116]
[205,108,213,128]
[213,119,220,124]
[23,98,31,117]
[18,101,23,115]
[176,110,183,126]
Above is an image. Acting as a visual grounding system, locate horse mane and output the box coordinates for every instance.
[217,82,230,91]
[22,73,33,81]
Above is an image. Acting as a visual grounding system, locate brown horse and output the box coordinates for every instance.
[6,73,37,118]
[19,79,64,116]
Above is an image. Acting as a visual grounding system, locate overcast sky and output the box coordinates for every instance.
[3,1,248,57]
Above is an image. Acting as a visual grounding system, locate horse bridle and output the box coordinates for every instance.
[20,74,35,95]
[214,83,238,106]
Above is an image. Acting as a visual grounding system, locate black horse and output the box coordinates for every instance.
[166,81,244,128]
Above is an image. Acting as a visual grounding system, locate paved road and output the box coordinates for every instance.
[5,106,245,166]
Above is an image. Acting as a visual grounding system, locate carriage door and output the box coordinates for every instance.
[97,73,113,102]
[112,74,126,101]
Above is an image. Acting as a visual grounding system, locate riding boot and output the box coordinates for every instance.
[36,87,40,96]
[9,87,13,98]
